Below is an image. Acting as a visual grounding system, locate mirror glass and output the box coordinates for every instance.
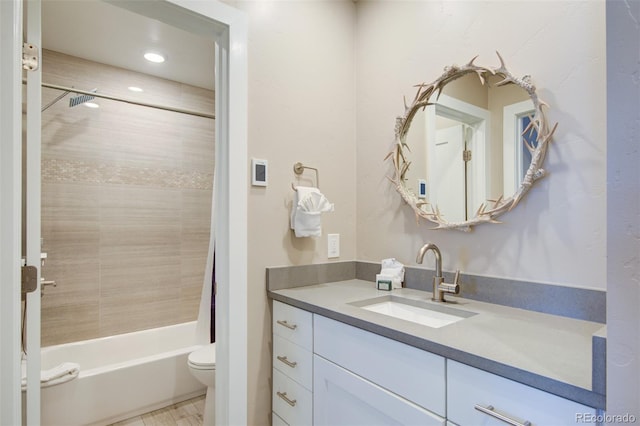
[390,54,554,231]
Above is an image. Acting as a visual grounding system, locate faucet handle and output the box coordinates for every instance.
[439,282,460,295]
[439,270,461,295]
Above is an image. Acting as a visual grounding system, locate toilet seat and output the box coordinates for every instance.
[188,343,216,370]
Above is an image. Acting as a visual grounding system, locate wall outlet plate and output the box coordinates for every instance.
[328,233,340,258]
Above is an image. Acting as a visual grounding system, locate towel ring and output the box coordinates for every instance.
[293,162,320,188]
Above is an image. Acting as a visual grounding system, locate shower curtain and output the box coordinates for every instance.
[195,154,217,345]
[211,252,215,343]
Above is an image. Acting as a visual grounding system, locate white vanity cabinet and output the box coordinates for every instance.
[271,299,599,426]
[314,315,446,425]
[272,301,313,426]
[447,360,597,426]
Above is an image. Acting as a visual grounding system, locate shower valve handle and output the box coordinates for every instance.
[41,278,57,288]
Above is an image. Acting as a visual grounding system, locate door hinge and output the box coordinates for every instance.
[22,43,39,71]
[463,149,472,162]
[21,265,38,294]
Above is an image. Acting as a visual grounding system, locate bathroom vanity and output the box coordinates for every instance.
[269,280,604,426]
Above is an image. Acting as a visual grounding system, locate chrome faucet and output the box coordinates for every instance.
[416,243,461,302]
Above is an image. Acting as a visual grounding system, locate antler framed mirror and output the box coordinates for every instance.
[387,52,557,232]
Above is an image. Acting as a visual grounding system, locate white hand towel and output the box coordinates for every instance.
[291,186,334,238]
[21,361,80,390]
[290,186,320,231]
[299,191,334,214]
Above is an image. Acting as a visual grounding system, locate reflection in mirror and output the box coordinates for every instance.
[389,53,557,231]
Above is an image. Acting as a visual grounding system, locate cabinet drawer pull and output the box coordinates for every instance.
[276,391,297,407]
[474,404,531,426]
[276,320,297,330]
[277,355,298,368]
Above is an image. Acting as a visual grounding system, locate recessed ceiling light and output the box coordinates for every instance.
[84,102,99,109]
[128,86,144,92]
[144,52,165,63]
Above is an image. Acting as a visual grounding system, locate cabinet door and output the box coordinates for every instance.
[314,355,445,426]
[314,315,445,416]
[447,360,596,426]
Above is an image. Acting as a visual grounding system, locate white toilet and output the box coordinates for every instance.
[188,343,216,425]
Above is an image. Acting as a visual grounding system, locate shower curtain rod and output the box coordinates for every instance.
[23,80,215,120]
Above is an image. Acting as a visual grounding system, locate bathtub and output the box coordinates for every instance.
[38,321,206,426]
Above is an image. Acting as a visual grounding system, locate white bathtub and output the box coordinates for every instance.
[38,321,206,426]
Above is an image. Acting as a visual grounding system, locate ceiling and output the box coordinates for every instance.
[42,0,215,90]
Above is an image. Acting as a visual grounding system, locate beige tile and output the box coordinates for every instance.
[175,415,203,426]
[181,189,213,224]
[171,398,201,420]
[41,182,101,216]
[180,256,208,289]
[178,284,204,323]
[109,396,205,426]
[142,406,176,425]
[110,416,145,426]
[179,121,215,173]
[41,302,100,347]
[40,263,100,308]
[191,396,205,413]
[99,185,181,222]
[99,287,181,337]
[179,83,215,114]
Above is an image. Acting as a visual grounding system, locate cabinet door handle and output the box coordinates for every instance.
[277,355,298,368]
[474,405,531,426]
[276,391,297,407]
[276,320,297,330]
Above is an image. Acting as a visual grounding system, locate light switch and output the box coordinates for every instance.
[328,234,340,258]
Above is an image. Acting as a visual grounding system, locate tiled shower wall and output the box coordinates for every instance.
[39,50,215,346]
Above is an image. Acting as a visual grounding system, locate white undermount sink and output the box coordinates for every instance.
[351,295,476,328]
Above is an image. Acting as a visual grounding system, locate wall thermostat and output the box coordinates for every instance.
[418,179,427,198]
[251,158,268,187]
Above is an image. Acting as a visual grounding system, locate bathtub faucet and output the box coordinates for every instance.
[416,243,461,302]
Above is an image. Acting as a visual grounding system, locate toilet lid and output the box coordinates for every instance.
[188,343,216,368]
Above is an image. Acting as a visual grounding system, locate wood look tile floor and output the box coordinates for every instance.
[108,395,205,426]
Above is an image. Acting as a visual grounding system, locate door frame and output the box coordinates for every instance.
[108,2,249,424]
[502,99,535,197]
[0,0,25,424]
[427,94,491,220]
[0,1,248,424]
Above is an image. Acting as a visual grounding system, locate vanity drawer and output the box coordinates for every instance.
[272,411,288,426]
[273,334,313,390]
[314,314,445,417]
[273,301,313,351]
[272,367,312,426]
[447,360,596,426]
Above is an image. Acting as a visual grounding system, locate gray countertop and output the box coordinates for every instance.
[268,279,606,409]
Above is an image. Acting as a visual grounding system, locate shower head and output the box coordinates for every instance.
[69,89,98,107]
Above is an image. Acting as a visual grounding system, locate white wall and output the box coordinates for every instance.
[222,1,357,424]
[606,0,640,419]
[356,1,606,290]
[220,1,612,423]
